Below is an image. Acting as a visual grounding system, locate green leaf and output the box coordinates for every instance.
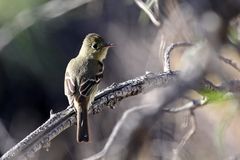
[198,89,231,103]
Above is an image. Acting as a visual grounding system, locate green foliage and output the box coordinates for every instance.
[200,89,238,155]
[0,0,47,23]
[228,25,239,45]
[198,89,231,104]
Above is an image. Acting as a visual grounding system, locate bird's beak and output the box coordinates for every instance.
[104,42,115,48]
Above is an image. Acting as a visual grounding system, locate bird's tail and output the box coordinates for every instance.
[76,106,89,142]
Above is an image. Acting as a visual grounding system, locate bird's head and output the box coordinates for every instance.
[80,33,114,61]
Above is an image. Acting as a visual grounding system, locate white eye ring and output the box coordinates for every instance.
[92,43,98,49]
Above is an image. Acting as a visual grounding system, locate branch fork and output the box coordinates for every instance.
[2,41,239,160]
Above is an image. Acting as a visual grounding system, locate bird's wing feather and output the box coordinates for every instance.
[79,60,104,97]
[95,61,104,83]
[64,71,76,96]
[79,78,97,97]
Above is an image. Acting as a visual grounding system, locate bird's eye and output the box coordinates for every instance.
[92,43,98,49]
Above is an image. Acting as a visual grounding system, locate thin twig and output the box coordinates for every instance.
[153,0,160,17]
[158,35,167,63]
[146,0,155,8]
[84,104,151,160]
[172,110,196,160]
[163,42,192,72]
[219,55,240,73]
[162,97,208,112]
[134,0,161,26]
[162,98,208,160]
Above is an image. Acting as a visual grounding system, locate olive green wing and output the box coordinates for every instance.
[78,60,104,97]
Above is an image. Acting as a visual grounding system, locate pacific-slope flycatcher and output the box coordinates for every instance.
[64,33,113,142]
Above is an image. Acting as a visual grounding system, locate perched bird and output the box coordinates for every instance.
[64,33,114,142]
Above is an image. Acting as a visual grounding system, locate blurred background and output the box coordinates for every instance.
[0,0,240,160]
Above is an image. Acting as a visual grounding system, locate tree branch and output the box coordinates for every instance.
[83,104,152,160]
[134,0,161,26]
[219,55,240,73]
[2,41,240,160]
[1,71,179,160]
[84,97,208,160]
[163,42,192,72]
[172,110,196,160]
[163,98,208,160]
[162,97,208,112]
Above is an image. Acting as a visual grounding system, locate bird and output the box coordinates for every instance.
[64,33,114,142]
